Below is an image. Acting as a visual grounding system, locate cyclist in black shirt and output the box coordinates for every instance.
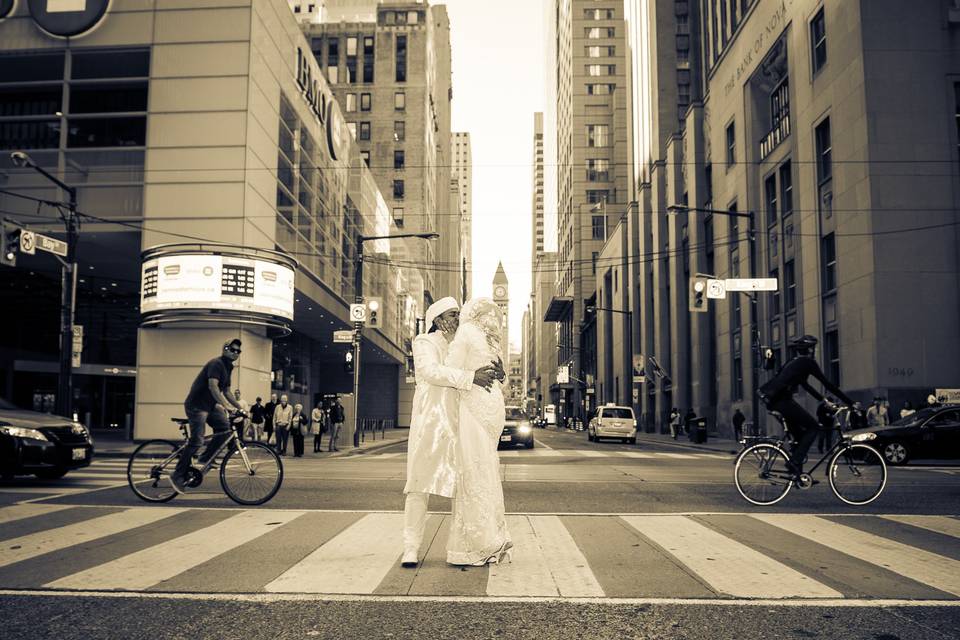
[171,339,247,494]
[758,335,855,473]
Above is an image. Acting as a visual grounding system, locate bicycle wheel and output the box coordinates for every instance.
[734,443,794,506]
[220,442,283,505]
[127,440,180,503]
[829,444,887,506]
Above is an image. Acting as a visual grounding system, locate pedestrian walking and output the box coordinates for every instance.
[273,394,292,456]
[816,397,836,454]
[263,393,278,445]
[849,401,868,430]
[899,401,915,420]
[732,408,746,442]
[669,407,681,440]
[311,401,326,453]
[232,389,250,442]
[291,403,307,457]
[866,397,889,428]
[329,396,345,452]
[248,396,265,442]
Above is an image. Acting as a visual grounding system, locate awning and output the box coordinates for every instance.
[544,296,573,322]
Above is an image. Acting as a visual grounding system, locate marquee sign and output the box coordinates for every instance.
[296,46,348,162]
[27,0,111,38]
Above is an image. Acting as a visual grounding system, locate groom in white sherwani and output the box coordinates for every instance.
[401,297,501,567]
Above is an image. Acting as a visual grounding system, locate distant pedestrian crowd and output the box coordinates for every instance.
[230,391,346,456]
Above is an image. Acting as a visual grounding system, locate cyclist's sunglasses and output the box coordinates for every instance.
[226,347,242,354]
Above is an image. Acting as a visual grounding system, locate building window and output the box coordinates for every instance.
[360,150,370,166]
[363,36,374,83]
[591,215,606,240]
[587,83,614,95]
[394,91,405,110]
[729,208,740,277]
[393,179,404,199]
[345,93,357,112]
[586,158,609,181]
[586,27,615,38]
[347,122,357,139]
[587,189,609,204]
[955,83,960,171]
[824,329,840,385]
[394,150,405,170]
[779,161,793,215]
[821,233,837,293]
[815,118,832,183]
[770,268,781,316]
[810,8,827,75]
[586,46,615,57]
[761,78,790,158]
[764,173,778,229]
[587,124,609,147]
[394,120,405,141]
[396,35,407,82]
[784,259,797,312]
[360,93,371,111]
[592,251,600,275]
[587,64,615,76]
[346,37,357,56]
[393,206,404,227]
[359,121,370,140]
[732,352,743,401]
[327,38,339,83]
[584,8,615,19]
[725,121,736,167]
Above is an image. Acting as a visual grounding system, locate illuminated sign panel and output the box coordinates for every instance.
[141,254,294,321]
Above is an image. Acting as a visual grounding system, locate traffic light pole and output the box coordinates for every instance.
[352,242,364,448]
[58,195,78,419]
[746,211,760,437]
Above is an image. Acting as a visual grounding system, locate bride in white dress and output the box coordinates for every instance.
[445,297,513,566]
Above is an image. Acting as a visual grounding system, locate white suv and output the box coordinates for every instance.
[588,405,638,444]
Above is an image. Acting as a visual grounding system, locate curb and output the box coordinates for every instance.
[634,434,739,455]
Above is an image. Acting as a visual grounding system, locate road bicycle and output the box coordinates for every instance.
[127,416,283,505]
[734,406,887,506]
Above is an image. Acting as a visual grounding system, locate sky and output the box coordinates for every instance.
[443,0,547,352]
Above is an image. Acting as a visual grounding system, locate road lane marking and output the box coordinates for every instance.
[0,503,72,525]
[535,439,553,450]
[46,510,304,590]
[621,515,842,599]
[265,513,404,594]
[575,450,608,457]
[486,515,558,596]
[528,515,605,597]
[0,508,184,568]
[753,514,960,597]
[880,515,960,539]
[656,453,698,459]
[616,452,654,458]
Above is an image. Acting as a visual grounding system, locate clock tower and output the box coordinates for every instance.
[492,262,509,364]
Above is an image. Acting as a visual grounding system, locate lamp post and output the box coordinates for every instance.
[352,231,439,447]
[11,151,79,418]
[667,204,760,432]
[586,305,633,407]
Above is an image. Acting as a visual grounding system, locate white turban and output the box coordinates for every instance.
[425,296,459,331]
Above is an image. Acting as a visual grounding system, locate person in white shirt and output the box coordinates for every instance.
[273,395,293,456]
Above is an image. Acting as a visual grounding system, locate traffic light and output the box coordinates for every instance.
[689,275,708,313]
[1,221,21,267]
[344,350,354,374]
[366,297,382,329]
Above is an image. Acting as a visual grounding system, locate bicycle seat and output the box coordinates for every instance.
[170,418,190,425]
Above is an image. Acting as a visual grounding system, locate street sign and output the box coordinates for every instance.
[349,303,367,323]
[71,324,82,368]
[557,365,569,384]
[36,233,68,257]
[19,230,35,255]
[632,354,645,384]
[333,330,354,343]
[724,277,778,292]
[706,279,726,299]
[72,325,83,338]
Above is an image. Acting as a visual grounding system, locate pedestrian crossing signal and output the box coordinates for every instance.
[344,350,354,374]
[689,276,708,313]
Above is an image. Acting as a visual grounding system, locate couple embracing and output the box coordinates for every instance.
[401,296,513,568]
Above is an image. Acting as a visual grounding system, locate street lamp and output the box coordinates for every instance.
[667,204,760,431]
[586,305,633,407]
[351,231,439,447]
[11,151,79,418]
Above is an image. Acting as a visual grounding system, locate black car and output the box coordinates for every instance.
[846,404,960,465]
[0,398,94,479]
[498,406,534,449]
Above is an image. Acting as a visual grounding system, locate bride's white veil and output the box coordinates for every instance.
[459,297,503,355]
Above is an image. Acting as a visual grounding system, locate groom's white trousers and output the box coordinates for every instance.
[403,492,430,550]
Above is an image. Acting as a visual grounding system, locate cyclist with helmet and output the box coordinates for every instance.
[759,334,855,473]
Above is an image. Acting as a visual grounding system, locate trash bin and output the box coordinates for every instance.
[693,418,708,444]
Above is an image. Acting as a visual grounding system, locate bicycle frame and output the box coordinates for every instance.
[761,407,854,477]
[166,425,255,476]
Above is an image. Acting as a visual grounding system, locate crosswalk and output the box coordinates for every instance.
[1,504,958,600]
[361,449,730,461]
[0,459,130,497]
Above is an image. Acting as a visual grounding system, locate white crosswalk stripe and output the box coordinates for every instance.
[3,507,958,601]
[0,459,130,497]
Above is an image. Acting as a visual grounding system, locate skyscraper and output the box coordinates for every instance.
[531,113,545,261]
[452,131,472,299]
[546,0,630,423]
[302,1,452,303]
[493,262,510,364]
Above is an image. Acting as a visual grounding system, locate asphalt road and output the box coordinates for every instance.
[1,427,958,639]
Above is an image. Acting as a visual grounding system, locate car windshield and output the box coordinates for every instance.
[890,407,938,426]
[505,407,526,420]
[601,408,633,419]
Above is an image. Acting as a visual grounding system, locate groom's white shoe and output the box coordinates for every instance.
[401,548,419,568]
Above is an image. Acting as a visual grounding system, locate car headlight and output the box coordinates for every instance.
[851,432,877,442]
[73,422,93,443]
[518,423,531,434]
[0,426,49,441]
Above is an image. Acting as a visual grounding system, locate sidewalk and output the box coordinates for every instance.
[91,427,408,459]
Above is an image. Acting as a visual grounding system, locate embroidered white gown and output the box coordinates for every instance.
[444,322,511,565]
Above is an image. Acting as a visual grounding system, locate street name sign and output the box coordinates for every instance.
[36,233,68,257]
[333,330,354,343]
[725,278,778,292]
